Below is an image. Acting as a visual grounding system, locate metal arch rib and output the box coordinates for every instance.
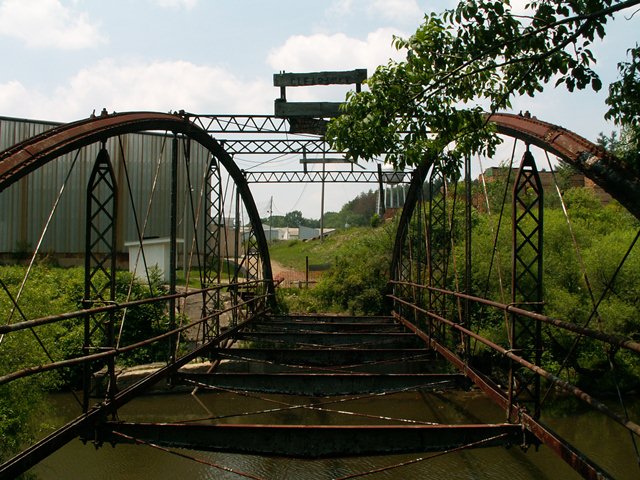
[0,111,274,296]
[388,161,432,286]
[489,113,640,221]
[390,111,640,300]
[489,113,607,163]
[0,112,196,190]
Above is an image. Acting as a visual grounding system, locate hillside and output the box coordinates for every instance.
[268,227,379,271]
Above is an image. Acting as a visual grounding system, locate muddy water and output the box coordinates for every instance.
[31,390,640,479]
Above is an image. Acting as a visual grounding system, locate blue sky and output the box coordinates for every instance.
[0,0,429,119]
[0,0,638,218]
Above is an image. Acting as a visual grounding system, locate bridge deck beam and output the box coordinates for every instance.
[95,423,524,457]
[267,315,397,324]
[249,321,405,333]
[177,372,465,395]
[213,348,432,366]
[234,332,424,348]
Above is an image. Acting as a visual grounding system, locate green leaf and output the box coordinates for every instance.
[592,77,602,91]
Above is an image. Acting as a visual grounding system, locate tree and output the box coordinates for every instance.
[327,0,640,170]
[606,44,640,162]
[284,210,304,227]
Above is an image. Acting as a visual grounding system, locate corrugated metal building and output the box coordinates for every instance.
[0,115,212,265]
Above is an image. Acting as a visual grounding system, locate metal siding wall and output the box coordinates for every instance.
[0,117,208,256]
[0,117,66,254]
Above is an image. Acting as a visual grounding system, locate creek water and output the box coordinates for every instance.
[31,389,640,479]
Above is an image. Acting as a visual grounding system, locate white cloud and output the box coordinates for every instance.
[0,80,32,110]
[508,0,532,16]
[369,0,422,23]
[326,0,355,18]
[0,59,273,122]
[150,0,198,10]
[0,0,106,49]
[327,0,424,23]
[267,28,405,77]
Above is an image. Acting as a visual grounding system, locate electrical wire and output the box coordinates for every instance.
[331,433,510,479]
[110,430,267,480]
[181,378,449,426]
[116,134,167,349]
[6,148,82,325]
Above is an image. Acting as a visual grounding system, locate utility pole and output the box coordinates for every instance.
[268,196,273,242]
[377,163,385,216]
[273,69,369,243]
[320,153,325,242]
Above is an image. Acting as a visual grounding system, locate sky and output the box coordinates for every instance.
[0,0,638,220]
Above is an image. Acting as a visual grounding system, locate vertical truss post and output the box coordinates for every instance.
[231,188,241,327]
[394,229,413,321]
[377,163,385,216]
[509,148,543,420]
[83,144,117,414]
[414,185,426,330]
[203,156,222,340]
[428,164,449,343]
[244,228,261,318]
[169,134,178,363]
[246,229,260,281]
[463,154,472,359]
[320,159,326,241]
[389,162,431,328]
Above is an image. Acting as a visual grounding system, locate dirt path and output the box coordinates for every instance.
[271,259,300,277]
[271,259,309,286]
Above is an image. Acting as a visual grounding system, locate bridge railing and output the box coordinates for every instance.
[0,278,276,479]
[0,279,274,389]
[388,280,640,441]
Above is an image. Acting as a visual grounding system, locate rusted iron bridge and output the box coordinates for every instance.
[0,107,639,479]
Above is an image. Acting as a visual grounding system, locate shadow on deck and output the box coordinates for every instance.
[92,314,524,457]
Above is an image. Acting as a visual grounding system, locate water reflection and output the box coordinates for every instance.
[32,391,639,479]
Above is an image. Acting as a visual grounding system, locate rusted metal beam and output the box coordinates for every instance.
[234,331,425,348]
[0,292,270,386]
[391,309,512,411]
[0,315,260,479]
[0,111,275,307]
[95,422,524,458]
[0,281,271,335]
[390,281,640,356]
[519,416,615,480]
[215,348,432,366]
[490,112,640,221]
[249,321,405,333]
[391,310,617,480]
[268,315,397,324]
[177,372,464,395]
[390,296,640,437]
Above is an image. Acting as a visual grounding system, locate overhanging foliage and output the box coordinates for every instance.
[327,0,640,168]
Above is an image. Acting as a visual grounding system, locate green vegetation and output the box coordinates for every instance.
[272,179,640,393]
[327,0,640,171]
[272,222,396,315]
[0,265,81,465]
[264,190,380,231]
[0,265,172,465]
[323,190,379,229]
[269,227,379,271]
[464,185,640,391]
[262,210,319,229]
[313,223,395,315]
[320,0,640,393]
